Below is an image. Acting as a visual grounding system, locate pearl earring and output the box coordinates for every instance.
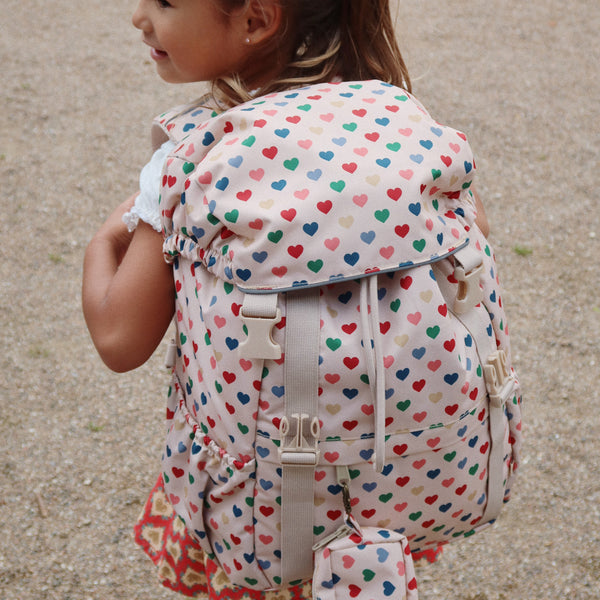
[245,37,251,44]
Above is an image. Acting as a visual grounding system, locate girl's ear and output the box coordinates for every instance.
[242,0,283,45]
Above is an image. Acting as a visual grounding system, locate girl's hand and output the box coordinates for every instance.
[93,193,139,265]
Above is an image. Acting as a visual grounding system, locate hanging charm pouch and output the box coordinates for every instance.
[312,511,419,600]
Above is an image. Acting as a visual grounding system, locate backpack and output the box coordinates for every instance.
[157,80,522,596]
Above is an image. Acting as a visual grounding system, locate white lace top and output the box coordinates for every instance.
[123,140,176,232]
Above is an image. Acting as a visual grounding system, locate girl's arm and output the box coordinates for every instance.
[82,194,175,372]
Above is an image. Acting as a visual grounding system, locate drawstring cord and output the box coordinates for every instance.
[359,275,386,472]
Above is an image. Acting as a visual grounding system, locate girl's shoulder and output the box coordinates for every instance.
[151,95,219,151]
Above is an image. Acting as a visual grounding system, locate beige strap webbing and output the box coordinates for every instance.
[279,288,321,585]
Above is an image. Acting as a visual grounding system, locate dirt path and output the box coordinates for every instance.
[1,1,599,598]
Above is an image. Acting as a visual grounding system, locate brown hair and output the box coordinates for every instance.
[212,0,411,107]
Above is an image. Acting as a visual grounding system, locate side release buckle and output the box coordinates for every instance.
[279,413,320,466]
[239,293,282,359]
[484,350,516,408]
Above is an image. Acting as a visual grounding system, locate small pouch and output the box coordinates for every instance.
[312,513,418,600]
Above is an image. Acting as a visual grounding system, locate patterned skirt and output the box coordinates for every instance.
[134,475,442,598]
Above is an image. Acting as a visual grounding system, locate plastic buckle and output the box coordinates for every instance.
[239,307,282,359]
[279,413,320,466]
[454,259,484,314]
[483,350,515,408]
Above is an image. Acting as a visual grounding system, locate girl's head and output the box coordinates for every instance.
[133,0,410,106]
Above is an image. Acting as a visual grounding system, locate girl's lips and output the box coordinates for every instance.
[150,47,168,61]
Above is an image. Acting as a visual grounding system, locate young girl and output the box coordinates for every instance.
[83,0,498,597]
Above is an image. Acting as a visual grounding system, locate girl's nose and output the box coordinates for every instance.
[131,0,148,31]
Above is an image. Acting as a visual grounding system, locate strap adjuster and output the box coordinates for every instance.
[453,246,484,314]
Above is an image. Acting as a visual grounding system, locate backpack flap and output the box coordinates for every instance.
[313,513,418,600]
[160,81,477,294]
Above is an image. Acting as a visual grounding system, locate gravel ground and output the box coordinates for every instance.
[1,1,599,598]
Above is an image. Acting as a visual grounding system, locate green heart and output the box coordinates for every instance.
[238,423,249,434]
[409,511,422,521]
[469,464,479,475]
[307,259,323,273]
[343,122,358,132]
[284,158,299,171]
[432,168,442,180]
[330,180,346,193]
[375,209,390,223]
[363,569,376,582]
[182,161,195,174]
[242,135,256,147]
[225,209,239,223]
[245,497,254,507]
[215,381,222,393]
[379,493,393,503]
[268,230,283,243]
[207,213,220,226]
[443,451,456,462]
[298,104,311,111]
[326,338,342,351]
[390,299,401,312]
[386,142,401,152]
[314,525,325,535]
[426,326,440,339]
[179,333,187,344]
[412,239,426,252]
[432,199,439,211]
[395,94,408,102]
[397,400,411,412]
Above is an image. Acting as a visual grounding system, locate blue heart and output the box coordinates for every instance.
[307,169,322,181]
[412,347,426,360]
[228,155,243,168]
[271,179,287,191]
[361,230,376,244]
[408,202,421,216]
[303,222,319,236]
[215,177,229,191]
[383,581,396,596]
[202,131,215,146]
[236,268,252,281]
[237,392,250,404]
[420,139,433,150]
[396,368,410,381]
[252,251,268,263]
[226,337,239,350]
[444,372,459,385]
[344,252,360,266]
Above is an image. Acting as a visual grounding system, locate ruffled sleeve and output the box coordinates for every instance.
[122,140,176,232]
